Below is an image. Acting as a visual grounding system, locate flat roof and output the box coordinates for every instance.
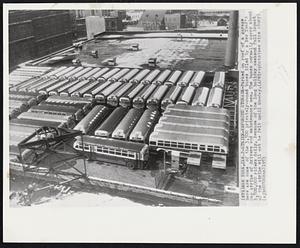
[77,34,227,71]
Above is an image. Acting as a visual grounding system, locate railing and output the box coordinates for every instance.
[10,161,222,205]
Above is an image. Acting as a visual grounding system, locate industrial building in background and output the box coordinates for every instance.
[9,10,73,69]
[71,9,125,39]
[164,13,186,30]
[138,10,167,30]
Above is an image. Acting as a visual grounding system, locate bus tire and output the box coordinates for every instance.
[127,161,136,170]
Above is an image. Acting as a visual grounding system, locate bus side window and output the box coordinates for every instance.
[128,152,135,158]
[200,145,205,151]
[192,144,198,150]
[84,144,90,151]
[108,148,115,155]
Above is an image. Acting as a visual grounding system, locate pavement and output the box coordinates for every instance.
[79,37,227,71]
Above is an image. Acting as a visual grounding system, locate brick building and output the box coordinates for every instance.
[9,10,73,69]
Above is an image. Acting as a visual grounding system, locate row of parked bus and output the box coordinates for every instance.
[10,65,226,110]
[40,66,206,87]
[10,95,95,131]
[73,105,160,144]
[9,91,48,119]
[206,71,226,108]
[9,100,158,170]
[9,66,227,170]
[72,105,160,170]
[10,67,207,95]
[9,66,52,88]
[9,74,225,126]
[10,65,205,93]
[71,103,230,170]
[9,94,94,161]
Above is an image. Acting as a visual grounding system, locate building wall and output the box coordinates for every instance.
[74,18,87,39]
[164,13,181,30]
[71,10,124,37]
[101,10,112,17]
[164,13,186,30]
[138,10,166,31]
[9,10,73,69]
[86,16,105,39]
[73,10,103,18]
[140,21,159,30]
[117,10,127,20]
[105,17,123,32]
[9,39,34,70]
[126,10,144,22]
[101,10,126,19]
[102,10,125,31]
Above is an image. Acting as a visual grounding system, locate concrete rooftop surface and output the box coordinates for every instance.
[77,33,227,71]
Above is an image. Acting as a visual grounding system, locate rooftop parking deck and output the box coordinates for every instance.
[77,34,227,71]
